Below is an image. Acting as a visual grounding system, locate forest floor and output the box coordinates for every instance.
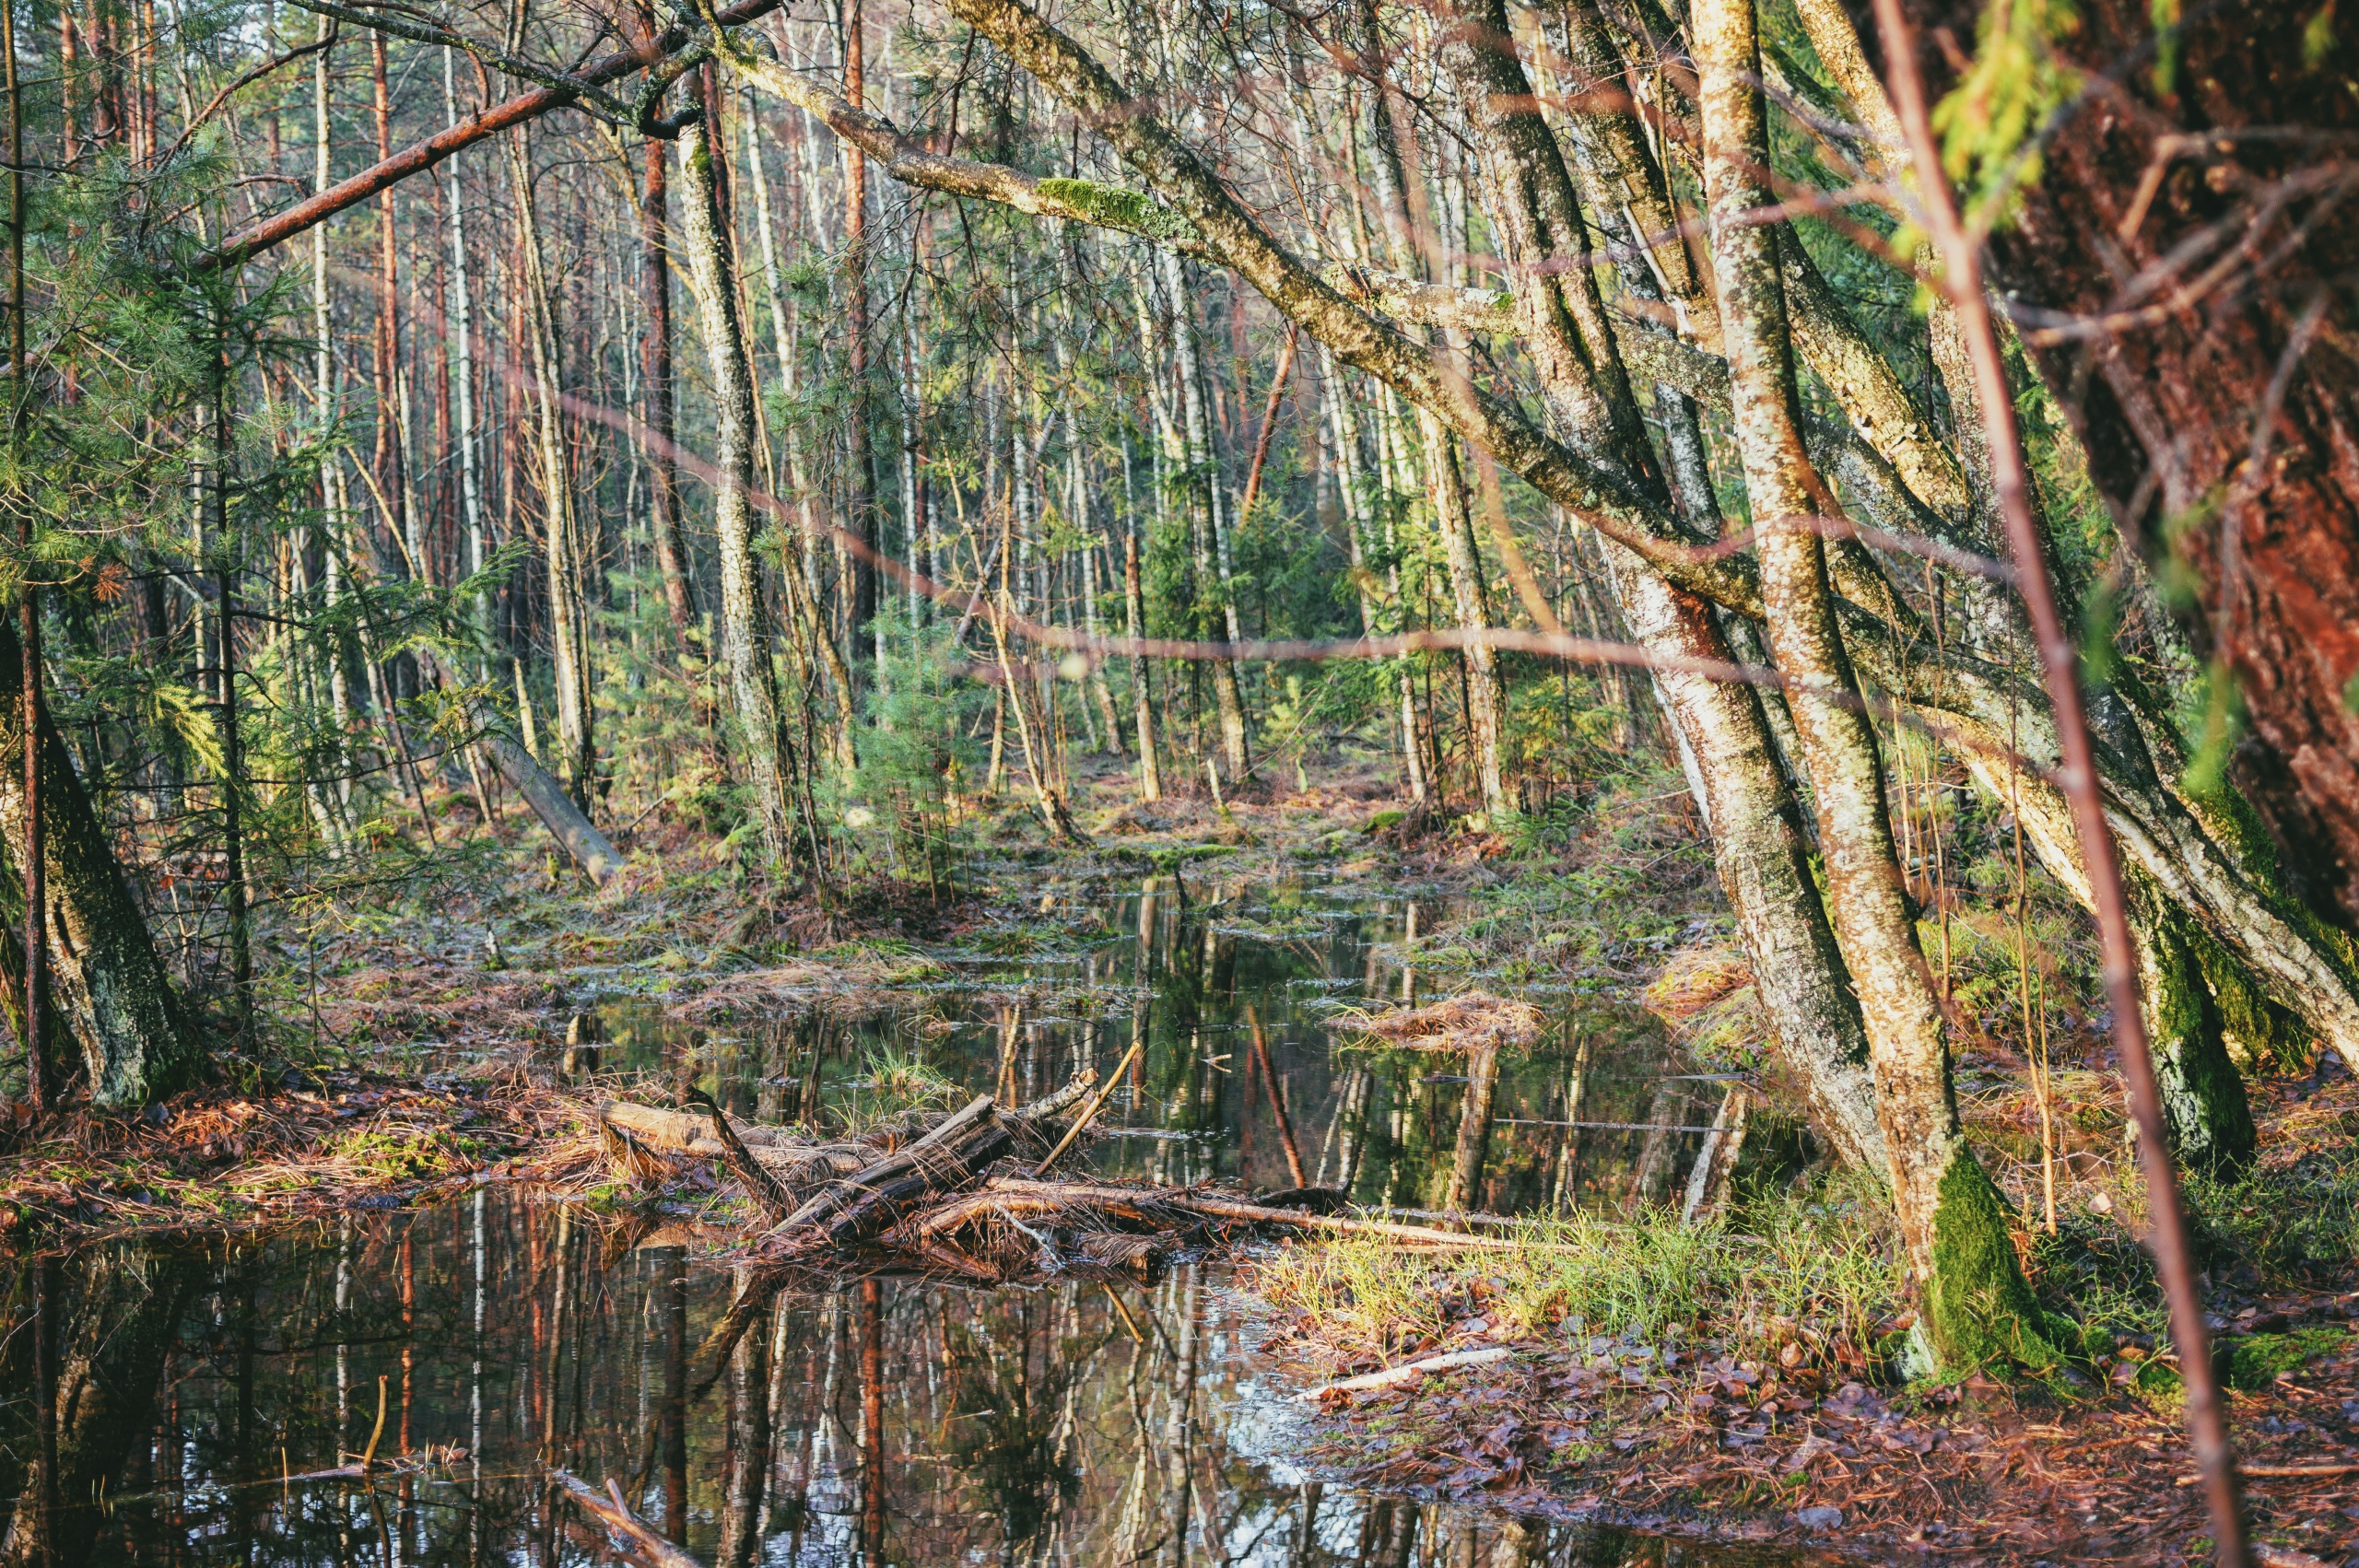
[1250,1071,2359,1565]
[0,755,1479,1235]
[7,759,2359,1562]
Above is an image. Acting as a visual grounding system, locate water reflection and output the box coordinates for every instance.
[589,885,1726,1223]
[0,886,1792,1563]
[0,1197,1792,1565]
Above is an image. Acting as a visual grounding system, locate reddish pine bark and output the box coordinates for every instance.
[1862,0,2359,919]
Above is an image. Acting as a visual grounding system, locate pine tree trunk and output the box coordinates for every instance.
[0,616,199,1106]
[1876,0,2359,920]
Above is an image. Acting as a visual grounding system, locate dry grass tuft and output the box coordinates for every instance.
[1332,989,1547,1054]
[1643,944,1754,1027]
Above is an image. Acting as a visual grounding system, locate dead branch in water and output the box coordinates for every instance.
[548,1469,701,1568]
[589,1068,1566,1289]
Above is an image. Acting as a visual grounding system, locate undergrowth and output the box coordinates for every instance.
[1253,1176,1900,1379]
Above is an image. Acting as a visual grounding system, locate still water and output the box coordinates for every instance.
[1,882,1784,1565]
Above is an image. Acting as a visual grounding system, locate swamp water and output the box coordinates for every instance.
[1,883,1801,1565]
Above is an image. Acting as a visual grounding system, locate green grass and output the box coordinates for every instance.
[2184,1141,2359,1283]
[1251,1178,1900,1373]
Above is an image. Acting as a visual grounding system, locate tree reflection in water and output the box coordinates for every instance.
[1,1194,1791,1565]
[0,892,1789,1565]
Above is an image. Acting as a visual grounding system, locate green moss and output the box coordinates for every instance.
[1037,178,1194,243]
[2130,1358,2186,1416]
[1925,1152,2064,1375]
[2190,927,2315,1074]
[2140,906,2257,1170]
[2222,1327,2351,1391]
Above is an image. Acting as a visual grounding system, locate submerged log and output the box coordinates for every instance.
[600,1098,806,1153]
[549,1469,702,1568]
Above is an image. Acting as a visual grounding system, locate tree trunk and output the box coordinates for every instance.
[640,128,698,642]
[440,47,484,638]
[675,106,801,868]
[1417,410,1505,815]
[1696,0,2051,1370]
[505,123,594,806]
[2128,874,2257,1173]
[1124,518,1161,802]
[840,0,877,666]
[1869,0,2359,921]
[0,617,199,1106]
[1612,556,1892,1176]
[1160,249,1250,779]
[368,31,409,583]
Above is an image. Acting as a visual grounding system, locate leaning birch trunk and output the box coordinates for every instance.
[676,108,799,867]
[1564,0,2359,1084]
[414,646,623,885]
[1436,0,1888,1176]
[1695,0,2053,1372]
[1609,555,1891,1176]
[0,619,201,1106]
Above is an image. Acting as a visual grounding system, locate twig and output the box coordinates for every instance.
[1298,1346,1512,1400]
[2177,1461,2359,1486]
[358,1375,387,1471]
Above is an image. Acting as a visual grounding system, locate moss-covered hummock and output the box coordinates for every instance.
[1924,1153,2066,1375]
[2222,1327,2353,1391]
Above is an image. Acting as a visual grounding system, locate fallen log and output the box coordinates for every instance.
[598,1099,805,1153]
[965,1178,1543,1251]
[412,646,623,884]
[771,1094,1009,1248]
